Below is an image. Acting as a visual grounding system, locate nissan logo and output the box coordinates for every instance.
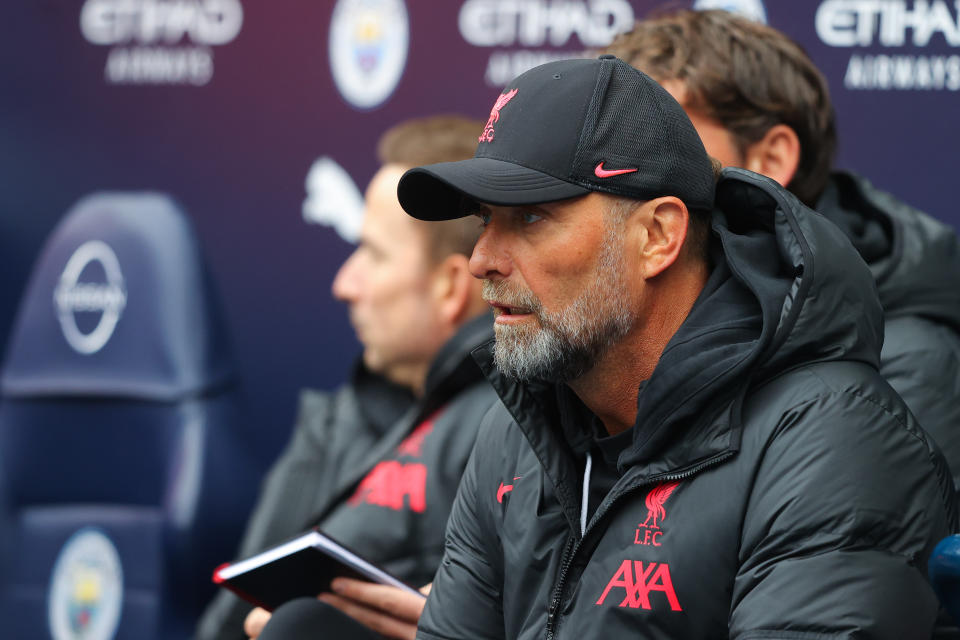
[53,241,127,355]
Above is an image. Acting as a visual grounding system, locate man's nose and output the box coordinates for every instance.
[469,227,511,280]
[331,251,360,301]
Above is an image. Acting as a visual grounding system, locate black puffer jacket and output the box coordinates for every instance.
[818,172,960,488]
[197,315,496,640]
[418,170,955,640]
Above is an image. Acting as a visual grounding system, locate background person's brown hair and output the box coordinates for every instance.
[378,115,486,262]
[603,9,836,207]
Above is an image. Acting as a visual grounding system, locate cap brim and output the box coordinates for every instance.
[397,157,591,221]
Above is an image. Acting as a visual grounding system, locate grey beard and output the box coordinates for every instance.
[483,220,635,383]
[492,317,601,382]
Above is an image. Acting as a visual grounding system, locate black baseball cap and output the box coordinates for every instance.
[397,55,715,221]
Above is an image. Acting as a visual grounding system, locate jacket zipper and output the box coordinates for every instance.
[546,535,576,633]
[544,450,736,640]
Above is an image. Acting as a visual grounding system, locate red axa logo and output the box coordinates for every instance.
[635,481,681,547]
[595,560,682,611]
[348,461,427,513]
[478,88,518,143]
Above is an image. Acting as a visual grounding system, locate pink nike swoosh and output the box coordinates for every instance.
[594,162,638,178]
[497,482,514,503]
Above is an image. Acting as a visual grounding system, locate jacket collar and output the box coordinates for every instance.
[817,171,960,331]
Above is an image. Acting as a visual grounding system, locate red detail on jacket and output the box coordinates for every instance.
[641,481,681,529]
[348,461,428,512]
[479,88,519,143]
[397,414,437,457]
[634,528,663,546]
[497,481,514,503]
[595,560,682,611]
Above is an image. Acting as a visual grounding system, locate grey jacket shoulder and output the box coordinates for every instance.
[882,315,960,488]
[197,316,493,640]
[237,386,383,555]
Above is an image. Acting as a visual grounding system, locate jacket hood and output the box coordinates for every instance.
[816,171,960,332]
[619,168,882,466]
[476,168,883,472]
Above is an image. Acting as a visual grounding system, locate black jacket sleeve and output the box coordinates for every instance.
[880,315,960,490]
[730,382,950,639]
[417,412,505,640]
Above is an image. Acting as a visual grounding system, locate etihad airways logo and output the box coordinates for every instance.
[595,560,682,611]
[815,0,960,91]
[817,0,960,47]
[457,0,634,87]
[80,0,244,86]
[693,0,767,23]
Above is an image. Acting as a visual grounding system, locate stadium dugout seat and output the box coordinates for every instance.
[931,534,960,638]
[0,193,258,639]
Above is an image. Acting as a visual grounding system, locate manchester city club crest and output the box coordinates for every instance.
[329,0,410,109]
[692,0,767,23]
[48,528,123,640]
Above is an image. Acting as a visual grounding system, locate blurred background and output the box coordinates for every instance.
[1,2,958,635]
[3,0,958,466]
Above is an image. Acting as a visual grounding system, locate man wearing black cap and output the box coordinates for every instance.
[397,56,955,638]
[602,9,960,492]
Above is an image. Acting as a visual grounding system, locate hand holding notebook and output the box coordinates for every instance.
[213,528,425,612]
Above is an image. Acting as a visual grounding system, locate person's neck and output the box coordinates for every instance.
[567,264,708,436]
[382,362,429,399]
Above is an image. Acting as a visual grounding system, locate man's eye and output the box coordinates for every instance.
[521,211,542,224]
[477,212,492,226]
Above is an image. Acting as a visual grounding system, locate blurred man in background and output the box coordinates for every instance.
[196,115,494,640]
[603,9,960,485]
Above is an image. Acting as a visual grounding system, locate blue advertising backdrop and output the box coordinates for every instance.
[2,0,958,469]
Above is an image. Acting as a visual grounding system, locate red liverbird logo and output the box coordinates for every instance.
[641,481,681,529]
[634,481,682,546]
[479,88,519,143]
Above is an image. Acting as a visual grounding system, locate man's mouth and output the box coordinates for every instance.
[482,280,539,323]
[488,301,534,320]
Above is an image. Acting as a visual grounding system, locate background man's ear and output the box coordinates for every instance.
[431,254,486,325]
[743,124,801,188]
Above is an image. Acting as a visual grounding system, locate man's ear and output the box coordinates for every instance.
[743,124,800,188]
[430,254,480,325]
[638,197,688,279]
